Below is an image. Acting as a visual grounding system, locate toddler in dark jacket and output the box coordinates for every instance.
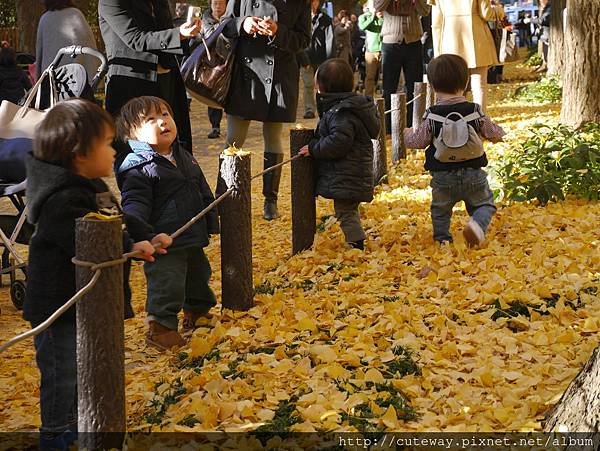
[116,96,219,351]
[24,99,167,450]
[299,58,380,249]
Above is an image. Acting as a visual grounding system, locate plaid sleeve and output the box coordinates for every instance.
[479,116,506,143]
[404,120,433,149]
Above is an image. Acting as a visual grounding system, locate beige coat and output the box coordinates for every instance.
[428,0,499,68]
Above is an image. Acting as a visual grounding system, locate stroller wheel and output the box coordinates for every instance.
[10,280,26,310]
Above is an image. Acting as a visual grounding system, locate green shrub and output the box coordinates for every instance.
[524,52,543,68]
[495,123,600,204]
[513,76,562,103]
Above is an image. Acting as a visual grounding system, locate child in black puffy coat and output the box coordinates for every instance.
[299,58,380,250]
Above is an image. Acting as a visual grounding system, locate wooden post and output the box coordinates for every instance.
[426,81,436,109]
[217,153,253,311]
[391,92,406,162]
[412,82,428,129]
[75,217,125,450]
[290,129,316,254]
[373,98,388,185]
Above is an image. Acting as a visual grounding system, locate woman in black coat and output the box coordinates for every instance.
[223,0,310,220]
[98,0,200,152]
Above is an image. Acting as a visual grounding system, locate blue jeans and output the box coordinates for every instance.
[381,40,423,130]
[33,320,78,438]
[430,168,496,243]
[144,245,216,331]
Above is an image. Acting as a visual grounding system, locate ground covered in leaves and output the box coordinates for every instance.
[0,63,598,433]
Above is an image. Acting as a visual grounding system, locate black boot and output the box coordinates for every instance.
[263,153,283,220]
[349,239,365,250]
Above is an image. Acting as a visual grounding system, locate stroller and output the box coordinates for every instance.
[0,45,107,311]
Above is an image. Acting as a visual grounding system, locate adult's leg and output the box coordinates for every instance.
[333,199,366,244]
[381,43,403,132]
[364,51,380,98]
[469,66,489,112]
[207,107,223,138]
[35,320,78,448]
[225,115,251,149]
[401,40,424,127]
[301,65,316,116]
[158,71,193,153]
[262,122,284,220]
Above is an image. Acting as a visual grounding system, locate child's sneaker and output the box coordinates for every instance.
[146,321,185,351]
[463,218,485,247]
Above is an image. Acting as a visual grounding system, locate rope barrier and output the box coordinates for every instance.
[384,92,425,115]
[0,153,298,354]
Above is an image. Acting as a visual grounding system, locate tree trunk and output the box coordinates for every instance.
[391,93,406,162]
[16,0,44,55]
[547,0,566,75]
[543,345,600,433]
[372,98,388,185]
[75,217,125,449]
[560,1,600,127]
[216,154,253,311]
[290,129,317,255]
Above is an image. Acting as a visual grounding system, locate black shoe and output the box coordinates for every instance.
[262,153,283,220]
[263,199,279,221]
[303,111,315,119]
[207,129,221,139]
[349,239,364,250]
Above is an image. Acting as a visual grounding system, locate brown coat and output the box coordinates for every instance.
[429,0,499,68]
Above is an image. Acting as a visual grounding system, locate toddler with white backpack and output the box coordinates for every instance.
[405,54,505,247]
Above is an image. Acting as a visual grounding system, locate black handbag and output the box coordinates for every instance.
[181,19,236,109]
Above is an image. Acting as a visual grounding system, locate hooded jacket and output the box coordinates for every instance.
[309,92,380,202]
[23,155,151,326]
[116,141,218,249]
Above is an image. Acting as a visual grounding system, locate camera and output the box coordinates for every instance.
[187,6,202,22]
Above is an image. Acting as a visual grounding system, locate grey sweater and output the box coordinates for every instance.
[35,7,99,79]
[373,0,430,44]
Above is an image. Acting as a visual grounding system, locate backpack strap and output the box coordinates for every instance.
[462,110,485,122]
[423,112,448,123]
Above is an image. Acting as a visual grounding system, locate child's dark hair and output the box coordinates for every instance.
[426,54,469,94]
[34,99,114,168]
[315,58,354,93]
[0,47,17,67]
[117,96,174,142]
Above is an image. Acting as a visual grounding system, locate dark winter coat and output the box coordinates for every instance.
[309,92,380,202]
[0,66,32,104]
[116,141,218,249]
[223,0,311,123]
[23,155,151,327]
[98,0,192,151]
[306,9,335,68]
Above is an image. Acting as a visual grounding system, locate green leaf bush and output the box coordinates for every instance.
[494,123,600,204]
[513,76,562,103]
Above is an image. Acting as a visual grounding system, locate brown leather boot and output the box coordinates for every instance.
[182,311,213,335]
[146,321,185,351]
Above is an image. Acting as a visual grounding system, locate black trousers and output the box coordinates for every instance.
[381,40,423,130]
[208,107,223,129]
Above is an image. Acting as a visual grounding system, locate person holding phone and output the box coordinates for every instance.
[222,0,311,221]
[98,0,201,154]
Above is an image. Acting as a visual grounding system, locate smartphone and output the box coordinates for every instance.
[187,6,202,22]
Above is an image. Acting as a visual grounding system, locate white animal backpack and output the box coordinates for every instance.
[425,108,485,163]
